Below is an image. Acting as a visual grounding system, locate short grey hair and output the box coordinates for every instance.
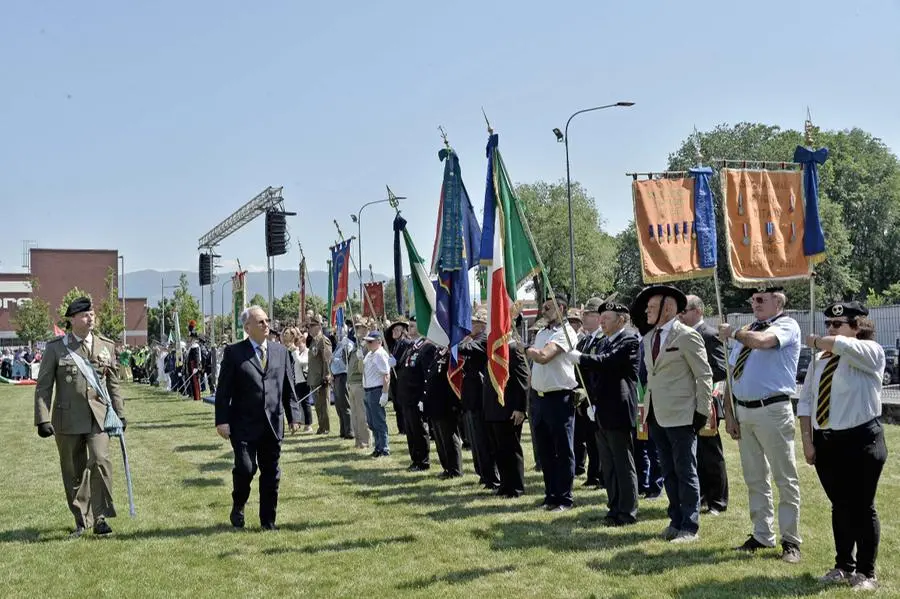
[773,292,787,310]
[685,295,704,313]
[240,305,264,326]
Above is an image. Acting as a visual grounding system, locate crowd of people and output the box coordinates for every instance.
[1,346,40,380]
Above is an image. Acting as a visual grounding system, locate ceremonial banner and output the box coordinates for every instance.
[299,257,306,323]
[793,146,829,264]
[395,214,450,346]
[722,168,810,285]
[330,240,352,328]
[232,271,247,342]
[632,174,716,284]
[362,281,385,319]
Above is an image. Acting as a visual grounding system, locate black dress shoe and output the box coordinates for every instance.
[260,522,278,531]
[407,463,430,472]
[230,508,245,529]
[483,483,500,491]
[68,526,86,539]
[93,519,113,536]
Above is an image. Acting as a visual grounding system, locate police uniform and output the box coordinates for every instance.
[459,323,499,489]
[33,297,124,536]
[572,312,602,488]
[187,333,202,401]
[386,319,412,435]
[727,288,802,552]
[799,302,887,584]
[396,336,437,470]
[424,346,463,478]
[306,316,333,434]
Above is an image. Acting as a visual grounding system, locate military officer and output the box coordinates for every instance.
[306,315,333,434]
[34,297,125,538]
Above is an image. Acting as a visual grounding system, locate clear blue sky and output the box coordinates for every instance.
[2,1,898,277]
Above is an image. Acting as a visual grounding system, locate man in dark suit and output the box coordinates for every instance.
[680,294,729,514]
[570,298,641,526]
[573,312,602,489]
[215,305,301,530]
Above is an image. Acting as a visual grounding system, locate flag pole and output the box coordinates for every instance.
[334,220,379,324]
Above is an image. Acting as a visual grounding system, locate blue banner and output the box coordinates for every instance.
[793,145,829,262]
[690,167,717,269]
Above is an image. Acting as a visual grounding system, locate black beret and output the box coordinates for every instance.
[603,302,630,315]
[824,301,868,319]
[753,285,784,294]
[64,297,92,317]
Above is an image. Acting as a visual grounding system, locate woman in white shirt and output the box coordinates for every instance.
[800,301,887,592]
[284,328,313,433]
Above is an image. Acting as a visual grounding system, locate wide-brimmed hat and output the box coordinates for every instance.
[472,308,488,324]
[565,308,583,322]
[306,314,324,326]
[386,317,410,334]
[630,284,687,334]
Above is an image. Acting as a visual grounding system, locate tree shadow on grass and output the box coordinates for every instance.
[198,453,234,472]
[472,514,658,553]
[182,477,225,488]
[425,500,539,521]
[673,574,824,598]
[174,443,222,452]
[262,533,417,555]
[133,422,197,430]
[586,546,749,576]
[396,565,516,590]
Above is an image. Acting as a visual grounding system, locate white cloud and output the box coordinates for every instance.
[217,259,268,273]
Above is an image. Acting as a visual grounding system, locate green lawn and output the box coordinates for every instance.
[0,383,897,598]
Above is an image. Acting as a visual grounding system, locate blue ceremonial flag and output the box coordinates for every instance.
[793,145,829,263]
[433,147,481,364]
[689,167,717,269]
[330,240,352,330]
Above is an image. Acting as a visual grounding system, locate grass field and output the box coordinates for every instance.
[1,383,897,598]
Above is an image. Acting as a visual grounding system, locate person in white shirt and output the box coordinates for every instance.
[526,293,579,512]
[362,330,392,457]
[800,301,887,592]
[283,328,313,433]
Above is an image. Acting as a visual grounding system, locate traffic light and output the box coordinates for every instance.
[266,210,288,257]
[199,253,212,285]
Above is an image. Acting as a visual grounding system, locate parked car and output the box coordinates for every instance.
[882,346,898,385]
[796,347,812,383]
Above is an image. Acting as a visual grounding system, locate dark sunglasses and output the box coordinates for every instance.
[824,319,849,328]
[749,296,769,305]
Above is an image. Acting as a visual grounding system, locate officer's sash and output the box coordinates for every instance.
[64,344,124,436]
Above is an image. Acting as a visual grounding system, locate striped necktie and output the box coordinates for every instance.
[257,345,268,370]
[732,321,770,379]
[816,351,840,428]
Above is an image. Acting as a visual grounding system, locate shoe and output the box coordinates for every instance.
[707,508,721,516]
[437,470,452,479]
[499,491,523,499]
[735,535,770,552]
[584,478,602,488]
[849,573,878,591]
[819,568,852,584]
[260,522,278,531]
[644,491,662,500]
[575,467,586,476]
[341,434,355,440]
[370,450,381,458]
[671,531,699,544]
[781,541,801,564]
[602,515,622,527]
[230,507,245,529]
[92,519,113,536]
[483,483,500,491]
[68,526,86,540]
[407,463,430,472]
[547,504,572,513]
[660,526,679,541]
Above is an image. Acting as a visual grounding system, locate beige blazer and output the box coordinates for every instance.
[642,319,713,428]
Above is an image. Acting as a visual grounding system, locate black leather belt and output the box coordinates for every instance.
[735,394,789,409]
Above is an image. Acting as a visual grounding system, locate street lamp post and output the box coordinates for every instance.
[119,255,126,344]
[220,277,230,342]
[554,101,634,305]
[350,193,404,313]
[160,280,179,344]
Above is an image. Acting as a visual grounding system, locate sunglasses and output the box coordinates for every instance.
[749,296,770,305]
[824,319,849,328]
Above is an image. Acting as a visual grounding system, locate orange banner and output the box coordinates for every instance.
[633,177,713,283]
[722,169,810,285]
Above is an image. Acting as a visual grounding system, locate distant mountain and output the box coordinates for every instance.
[126,269,389,305]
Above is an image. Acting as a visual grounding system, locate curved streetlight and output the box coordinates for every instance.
[554,101,635,305]
[351,193,404,311]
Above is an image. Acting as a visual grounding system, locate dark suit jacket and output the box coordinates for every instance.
[483,342,530,422]
[423,347,459,420]
[458,332,488,411]
[215,339,300,441]
[577,330,640,431]
[696,321,727,383]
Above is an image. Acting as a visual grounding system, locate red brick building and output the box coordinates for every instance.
[0,248,147,346]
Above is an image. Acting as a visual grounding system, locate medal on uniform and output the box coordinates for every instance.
[673,222,680,243]
[65,375,73,383]
[742,223,750,246]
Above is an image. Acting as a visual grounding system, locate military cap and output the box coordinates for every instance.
[65,297,92,317]
[824,301,868,319]
[753,285,785,294]
[306,314,324,326]
[473,308,488,323]
[601,302,629,314]
[386,317,410,334]
[565,308,583,322]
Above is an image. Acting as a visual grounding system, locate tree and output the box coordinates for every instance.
[212,314,233,342]
[95,267,125,341]
[147,297,177,344]
[12,278,52,345]
[611,223,644,304]
[173,273,202,338]
[515,180,617,304]
[57,287,91,329]
[382,278,407,320]
[248,293,269,315]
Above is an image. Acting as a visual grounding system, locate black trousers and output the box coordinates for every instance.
[431,416,462,476]
[231,435,282,526]
[596,425,638,523]
[574,407,601,483]
[531,390,576,507]
[295,382,313,426]
[697,432,729,511]
[464,409,499,486]
[487,419,525,496]
[814,419,887,578]
[332,373,353,437]
[401,399,430,466]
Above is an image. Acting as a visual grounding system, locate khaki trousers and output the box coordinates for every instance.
[55,422,116,528]
[348,382,371,448]
[314,384,331,434]
[736,401,802,546]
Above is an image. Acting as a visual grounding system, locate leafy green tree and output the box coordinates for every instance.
[248,293,269,314]
[12,278,52,345]
[95,267,125,340]
[147,297,177,343]
[273,291,299,324]
[382,278,407,320]
[57,287,91,329]
[173,273,202,338]
[515,180,617,304]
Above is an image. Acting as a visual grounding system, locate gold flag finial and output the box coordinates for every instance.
[804,106,816,147]
[438,126,451,150]
[481,107,493,135]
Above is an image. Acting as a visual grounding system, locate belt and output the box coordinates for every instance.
[364,385,382,392]
[533,389,573,398]
[734,394,789,409]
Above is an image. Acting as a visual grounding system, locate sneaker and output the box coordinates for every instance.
[781,541,801,563]
[92,519,113,536]
[850,573,878,592]
[735,535,770,552]
[660,526,679,541]
[819,568,852,584]
[671,530,699,544]
[707,508,721,516]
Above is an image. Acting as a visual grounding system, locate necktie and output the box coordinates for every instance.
[732,321,770,379]
[258,345,268,370]
[651,329,661,363]
[816,351,840,428]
